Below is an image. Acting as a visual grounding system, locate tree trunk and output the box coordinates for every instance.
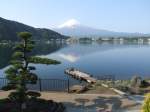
[21,102,26,112]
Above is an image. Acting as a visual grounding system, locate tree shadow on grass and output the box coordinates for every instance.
[61,96,121,112]
[62,96,139,112]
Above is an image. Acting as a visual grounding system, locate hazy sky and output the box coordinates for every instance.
[0,0,150,33]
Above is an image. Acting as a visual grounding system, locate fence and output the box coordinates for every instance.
[0,75,115,92]
[0,78,70,92]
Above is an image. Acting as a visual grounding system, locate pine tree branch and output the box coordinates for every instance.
[28,56,61,65]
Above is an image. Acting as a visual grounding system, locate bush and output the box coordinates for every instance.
[115,85,129,92]
[140,80,149,88]
[142,93,150,112]
[0,98,65,112]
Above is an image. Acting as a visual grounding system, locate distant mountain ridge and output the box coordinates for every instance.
[54,19,149,38]
[0,17,68,41]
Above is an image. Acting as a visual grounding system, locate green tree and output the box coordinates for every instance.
[2,32,60,111]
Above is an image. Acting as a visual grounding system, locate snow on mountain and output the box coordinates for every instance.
[54,19,149,38]
[58,19,80,28]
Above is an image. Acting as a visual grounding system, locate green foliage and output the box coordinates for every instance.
[3,32,61,110]
[28,56,60,65]
[5,67,17,75]
[97,80,131,92]
[10,60,23,69]
[17,32,32,40]
[8,91,27,102]
[142,93,150,112]
[12,51,24,59]
[140,80,150,88]
[2,84,16,91]
[0,98,66,112]
[0,17,68,41]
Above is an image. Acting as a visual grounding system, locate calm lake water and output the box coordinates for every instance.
[1,41,150,80]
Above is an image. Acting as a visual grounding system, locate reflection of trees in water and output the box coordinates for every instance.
[0,44,14,69]
[32,42,66,55]
[0,42,66,69]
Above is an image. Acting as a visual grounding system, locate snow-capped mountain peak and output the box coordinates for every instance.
[58,19,80,28]
[54,19,148,38]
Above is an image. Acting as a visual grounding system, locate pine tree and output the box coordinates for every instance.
[2,32,60,111]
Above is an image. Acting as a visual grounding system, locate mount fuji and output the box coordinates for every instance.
[54,19,148,38]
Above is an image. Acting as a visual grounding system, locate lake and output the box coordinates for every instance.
[1,41,150,80]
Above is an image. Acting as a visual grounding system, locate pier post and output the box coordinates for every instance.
[67,79,70,93]
[39,78,42,91]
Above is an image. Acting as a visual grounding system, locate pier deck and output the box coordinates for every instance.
[65,68,97,83]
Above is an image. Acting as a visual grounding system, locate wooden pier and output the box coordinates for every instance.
[65,68,97,84]
[64,68,131,96]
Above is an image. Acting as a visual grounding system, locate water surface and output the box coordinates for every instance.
[0,42,150,79]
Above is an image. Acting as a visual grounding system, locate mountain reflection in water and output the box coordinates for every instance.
[0,41,150,79]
